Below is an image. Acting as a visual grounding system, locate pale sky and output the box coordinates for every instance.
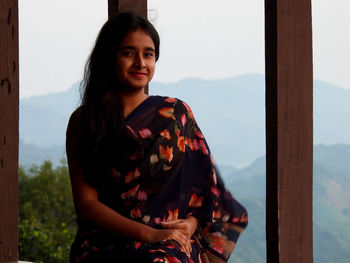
[19,0,350,98]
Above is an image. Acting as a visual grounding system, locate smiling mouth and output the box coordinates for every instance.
[130,72,147,78]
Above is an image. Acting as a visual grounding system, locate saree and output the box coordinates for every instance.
[66,95,248,263]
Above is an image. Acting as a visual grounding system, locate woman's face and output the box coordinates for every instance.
[115,29,156,91]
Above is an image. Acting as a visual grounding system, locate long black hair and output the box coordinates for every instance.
[77,12,160,186]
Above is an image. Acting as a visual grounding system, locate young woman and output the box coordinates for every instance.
[66,12,247,263]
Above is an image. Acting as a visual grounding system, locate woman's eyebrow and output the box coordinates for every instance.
[120,46,136,50]
[119,46,155,52]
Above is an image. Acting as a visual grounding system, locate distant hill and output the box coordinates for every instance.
[20,82,80,147]
[226,144,350,263]
[19,140,65,170]
[19,74,350,168]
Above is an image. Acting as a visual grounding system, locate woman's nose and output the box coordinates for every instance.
[134,54,146,68]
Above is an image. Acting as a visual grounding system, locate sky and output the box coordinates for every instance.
[19,0,350,98]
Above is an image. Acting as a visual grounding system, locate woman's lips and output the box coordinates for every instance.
[130,72,147,78]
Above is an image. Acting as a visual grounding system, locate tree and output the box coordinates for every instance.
[19,160,76,263]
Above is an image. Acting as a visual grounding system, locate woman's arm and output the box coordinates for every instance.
[68,159,193,256]
[160,217,199,238]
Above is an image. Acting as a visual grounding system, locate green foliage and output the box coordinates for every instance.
[19,160,76,263]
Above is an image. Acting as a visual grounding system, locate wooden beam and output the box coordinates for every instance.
[0,0,19,262]
[265,0,313,262]
[108,0,147,19]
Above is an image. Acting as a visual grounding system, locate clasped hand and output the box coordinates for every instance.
[150,216,198,257]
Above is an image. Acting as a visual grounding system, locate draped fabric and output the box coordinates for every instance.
[66,96,248,263]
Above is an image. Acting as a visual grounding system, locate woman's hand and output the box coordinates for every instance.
[148,228,192,257]
[160,216,199,238]
[149,216,199,257]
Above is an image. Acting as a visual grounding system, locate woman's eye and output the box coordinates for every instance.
[145,52,154,57]
[122,51,133,56]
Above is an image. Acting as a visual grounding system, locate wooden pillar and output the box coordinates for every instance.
[108,0,147,19]
[108,0,148,93]
[0,0,19,262]
[265,0,313,262]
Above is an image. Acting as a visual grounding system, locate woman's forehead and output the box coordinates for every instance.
[120,29,155,48]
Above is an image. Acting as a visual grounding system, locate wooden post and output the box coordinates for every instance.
[0,0,19,262]
[265,0,313,262]
[108,0,147,19]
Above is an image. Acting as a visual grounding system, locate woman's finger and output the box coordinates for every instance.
[177,231,192,255]
[161,219,184,226]
[161,218,197,238]
[161,221,192,239]
[162,219,185,224]
[174,237,191,257]
[169,230,192,257]
[161,221,185,229]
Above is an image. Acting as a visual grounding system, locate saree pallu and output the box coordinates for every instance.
[67,95,248,263]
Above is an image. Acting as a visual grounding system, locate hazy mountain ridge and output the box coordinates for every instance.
[227,144,350,263]
[20,82,80,147]
[19,73,350,168]
[19,140,65,170]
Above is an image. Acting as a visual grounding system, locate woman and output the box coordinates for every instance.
[66,12,247,263]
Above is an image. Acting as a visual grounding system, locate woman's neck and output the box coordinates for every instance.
[119,89,149,119]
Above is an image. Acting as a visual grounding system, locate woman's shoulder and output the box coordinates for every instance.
[158,96,195,118]
[67,105,90,131]
[68,105,87,123]
[152,95,191,110]
[66,106,86,144]
[66,105,89,160]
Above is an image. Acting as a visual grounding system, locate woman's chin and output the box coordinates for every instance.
[119,83,148,93]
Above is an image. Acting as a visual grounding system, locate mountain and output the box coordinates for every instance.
[19,74,350,168]
[314,81,350,146]
[20,82,80,147]
[19,140,66,170]
[225,144,350,263]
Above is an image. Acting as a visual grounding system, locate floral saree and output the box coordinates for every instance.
[67,95,248,263]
